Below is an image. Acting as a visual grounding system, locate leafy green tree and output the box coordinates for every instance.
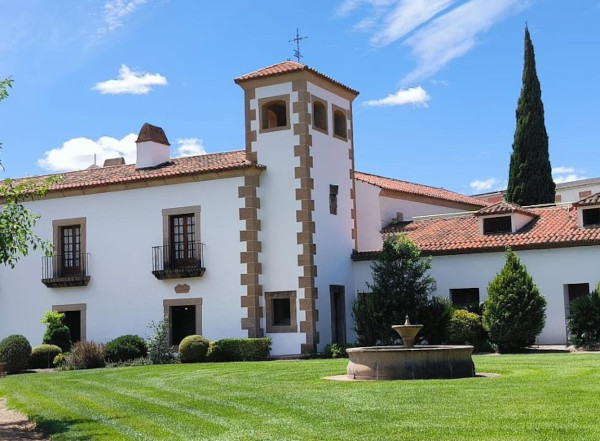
[0,78,53,267]
[483,249,546,352]
[506,25,555,206]
[352,236,436,345]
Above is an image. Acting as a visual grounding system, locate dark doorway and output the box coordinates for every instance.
[330,285,346,345]
[63,310,81,343]
[170,305,196,345]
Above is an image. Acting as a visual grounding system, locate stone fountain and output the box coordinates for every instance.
[346,316,475,380]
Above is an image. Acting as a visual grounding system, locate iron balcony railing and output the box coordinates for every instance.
[41,253,91,288]
[152,242,205,279]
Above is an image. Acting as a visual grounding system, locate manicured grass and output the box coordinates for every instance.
[0,354,599,440]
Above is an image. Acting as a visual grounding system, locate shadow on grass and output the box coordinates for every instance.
[33,417,95,440]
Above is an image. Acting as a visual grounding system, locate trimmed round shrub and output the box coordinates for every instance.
[0,334,32,374]
[105,335,147,362]
[448,310,489,352]
[30,344,62,368]
[568,290,600,348]
[179,335,210,363]
[206,341,223,362]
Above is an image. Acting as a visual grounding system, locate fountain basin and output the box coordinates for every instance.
[346,345,475,380]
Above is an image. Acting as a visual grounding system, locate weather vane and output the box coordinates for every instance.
[289,28,308,62]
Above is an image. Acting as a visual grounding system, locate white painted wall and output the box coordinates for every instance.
[558,183,600,203]
[353,246,600,345]
[250,82,307,353]
[307,82,356,350]
[0,177,252,349]
[355,181,382,252]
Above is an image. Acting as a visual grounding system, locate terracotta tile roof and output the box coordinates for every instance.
[574,192,600,207]
[376,205,600,256]
[355,171,488,208]
[474,201,537,217]
[234,61,359,96]
[15,151,263,193]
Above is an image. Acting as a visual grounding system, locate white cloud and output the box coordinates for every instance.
[104,0,148,31]
[37,133,138,172]
[176,138,207,157]
[38,133,208,172]
[470,177,500,192]
[552,166,587,184]
[363,85,430,107]
[93,64,168,95]
[552,166,575,175]
[402,0,523,84]
[371,0,455,46]
[342,0,528,84]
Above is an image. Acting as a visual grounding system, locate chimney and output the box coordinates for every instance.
[135,123,171,169]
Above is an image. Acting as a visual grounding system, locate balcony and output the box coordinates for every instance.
[152,242,205,280]
[42,253,91,288]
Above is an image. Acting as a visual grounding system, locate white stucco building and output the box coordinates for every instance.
[354,197,600,344]
[3,61,592,354]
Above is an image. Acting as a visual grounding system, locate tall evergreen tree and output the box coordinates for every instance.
[505,25,555,205]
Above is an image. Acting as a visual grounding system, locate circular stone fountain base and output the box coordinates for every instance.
[346,345,475,380]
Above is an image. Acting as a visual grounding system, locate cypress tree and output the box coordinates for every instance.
[505,25,555,205]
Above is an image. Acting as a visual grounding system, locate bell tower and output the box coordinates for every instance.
[235,61,359,354]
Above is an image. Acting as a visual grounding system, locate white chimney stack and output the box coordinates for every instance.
[135,123,171,169]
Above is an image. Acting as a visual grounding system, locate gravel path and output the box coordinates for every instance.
[0,398,49,441]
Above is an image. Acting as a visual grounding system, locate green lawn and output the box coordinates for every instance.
[0,353,599,440]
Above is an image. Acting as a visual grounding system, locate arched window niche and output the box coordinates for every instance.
[312,98,328,134]
[332,105,348,140]
[259,96,290,132]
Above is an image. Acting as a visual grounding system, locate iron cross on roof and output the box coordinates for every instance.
[289,28,308,62]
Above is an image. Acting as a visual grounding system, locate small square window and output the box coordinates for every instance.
[582,208,600,227]
[265,291,297,333]
[483,216,512,234]
[450,288,480,309]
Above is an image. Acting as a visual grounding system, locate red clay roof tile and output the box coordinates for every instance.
[14,151,262,193]
[355,171,488,208]
[474,201,537,217]
[234,61,359,96]
[574,192,600,207]
[378,205,600,256]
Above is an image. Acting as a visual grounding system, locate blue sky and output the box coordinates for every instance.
[1,0,598,195]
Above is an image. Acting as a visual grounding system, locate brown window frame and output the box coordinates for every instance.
[265,291,297,333]
[258,95,291,133]
[52,218,87,277]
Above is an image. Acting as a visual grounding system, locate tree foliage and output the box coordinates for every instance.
[352,236,436,345]
[567,290,600,349]
[483,249,546,352]
[506,26,555,206]
[41,310,72,352]
[0,78,54,267]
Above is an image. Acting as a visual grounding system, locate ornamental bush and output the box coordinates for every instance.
[146,316,174,365]
[417,297,452,344]
[218,338,271,361]
[178,335,210,363]
[105,335,148,363]
[448,309,489,352]
[206,341,223,362]
[30,344,62,368]
[0,334,32,374]
[64,341,105,370]
[483,249,546,353]
[567,290,600,349]
[41,311,71,352]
